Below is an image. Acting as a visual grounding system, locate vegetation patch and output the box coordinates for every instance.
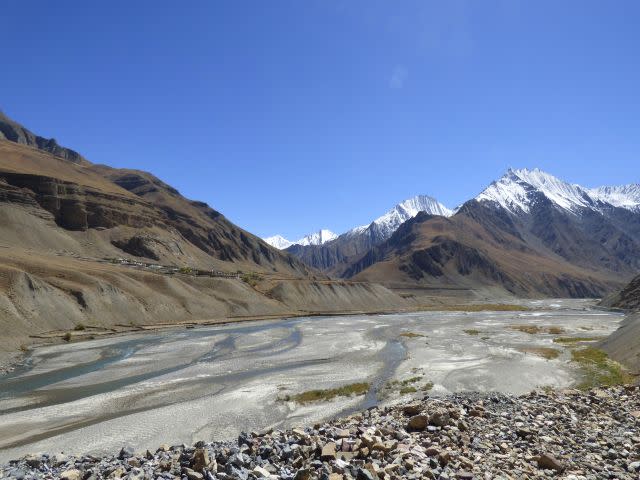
[62,332,72,342]
[518,347,561,360]
[511,325,542,334]
[399,332,425,338]
[241,272,263,287]
[380,375,433,399]
[290,382,370,404]
[463,329,481,336]
[553,336,602,344]
[399,386,417,394]
[547,326,566,335]
[74,323,86,331]
[511,325,567,335]
[571,347,633,390]
[425,304,530,312]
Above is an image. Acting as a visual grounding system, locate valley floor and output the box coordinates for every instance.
[0,300,624,464]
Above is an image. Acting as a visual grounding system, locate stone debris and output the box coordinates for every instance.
[1,386,639,479]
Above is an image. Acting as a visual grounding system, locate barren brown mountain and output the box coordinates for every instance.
[0,113,408,363]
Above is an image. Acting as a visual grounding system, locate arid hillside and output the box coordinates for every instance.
[0,114,409,361]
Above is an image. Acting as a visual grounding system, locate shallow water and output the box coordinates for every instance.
[0,299,622,462]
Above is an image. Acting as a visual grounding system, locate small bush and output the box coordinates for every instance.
[62,332,72,342]
[74,323,86,331]
[463,329,480,336]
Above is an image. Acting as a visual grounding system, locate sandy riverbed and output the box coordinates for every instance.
[0,299,622,462]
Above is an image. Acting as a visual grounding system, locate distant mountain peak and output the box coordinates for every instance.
[263,235,295,250]
[264,229,337,249]
[477,168,640,216]
[350,195,453,239]
[296,229,338,246]
[589,184,640,212]
[477,168,596,215]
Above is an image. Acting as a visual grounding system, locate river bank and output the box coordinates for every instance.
[2,385,639,479]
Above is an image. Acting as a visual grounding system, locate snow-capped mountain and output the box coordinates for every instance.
[263,235,294,250]
[296,229,338,246]
[476,168,640,215]
[589,184,640,212]
[264,229,337,249]
[347,195,453,241]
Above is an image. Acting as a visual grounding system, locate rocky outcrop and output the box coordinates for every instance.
[601,273,640,311]
[0,111,87,165]
[0,172,157,231]
[3,386,639,478]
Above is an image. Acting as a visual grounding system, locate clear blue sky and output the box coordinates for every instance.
[1,1,639,239]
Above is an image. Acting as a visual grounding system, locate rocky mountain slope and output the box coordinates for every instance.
[599,274,640,374]
[0,111,88,165]
[283,195,452,276]
[325,169,640,298]
[0,112,409,360]
[601,273,640,311]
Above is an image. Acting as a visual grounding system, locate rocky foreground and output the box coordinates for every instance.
[2,386,640,480]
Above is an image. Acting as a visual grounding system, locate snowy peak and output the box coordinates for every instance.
[589,184,640,212]
[370,195,452,233]
[477,168,596,215]
[296,229,338,246]
[346,195,453,241]
[263,235,294,249]
[264,229,337,249]
[477,168,639,215]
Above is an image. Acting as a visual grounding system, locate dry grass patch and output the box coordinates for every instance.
[425,304,530,312]
[463,329,481,336]
[399,332,425,338]
[547,326,566,335]
[553,336,602,344]
[511,325,543,334]
[511,325,567,335]
[291,382,370,404]
[518,347,561,360]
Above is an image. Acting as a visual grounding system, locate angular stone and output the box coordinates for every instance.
[537,453,565,472]
[59,470,81,480]
[321,442,337,461]
[407,414,429,430]
[192,448,210,470]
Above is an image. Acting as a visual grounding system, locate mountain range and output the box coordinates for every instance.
[279,168,640,297]
[1,107,639,360]
[264,229,338,249]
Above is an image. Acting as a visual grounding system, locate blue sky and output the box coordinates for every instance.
[1,1,639,239]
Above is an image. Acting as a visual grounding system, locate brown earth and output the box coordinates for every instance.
[0,116,411,365]
[348,212,620,298]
